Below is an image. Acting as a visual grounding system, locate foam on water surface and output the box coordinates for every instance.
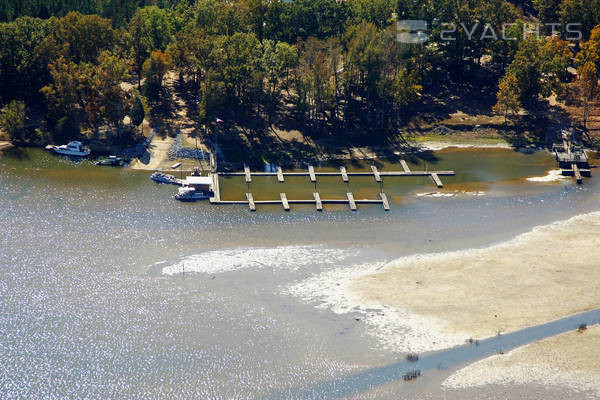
[162,245,358,275]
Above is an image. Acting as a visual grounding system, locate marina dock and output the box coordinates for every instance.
[209,161,455,211]
[553,130,591,184]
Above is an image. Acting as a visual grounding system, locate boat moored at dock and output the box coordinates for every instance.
[96,156,126,166]
[174,176,214,201]
[46,141,91,157]
[150,172,181,185]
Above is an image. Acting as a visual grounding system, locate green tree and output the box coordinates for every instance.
[128,6,174,88]
[506,36,571,106]
[130,96,145,132]
[0,100,27,141]
[0,17,52,104]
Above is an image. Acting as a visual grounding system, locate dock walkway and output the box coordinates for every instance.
[209,160,455,211]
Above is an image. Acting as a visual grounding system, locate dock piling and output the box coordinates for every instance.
[347,192,357,211]
[371,165,382,182]
[246,192,256,211]
[308,166,316,182]
[244,165,252,183]
[400,160,411,173]
[313,192,323,211]
[431,173,443,188]
[379,193,390,211]
[340,167,349,182]
[280,193,290,211]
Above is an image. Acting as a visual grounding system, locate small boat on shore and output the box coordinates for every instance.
[174,176,213,201]
[46,141,90,157]
[96,156,125,166]
[150,172,181,185]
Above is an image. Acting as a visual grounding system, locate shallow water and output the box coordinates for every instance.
[1,147,599,399]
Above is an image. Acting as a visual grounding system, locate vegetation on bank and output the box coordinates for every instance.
[0,0,599,158]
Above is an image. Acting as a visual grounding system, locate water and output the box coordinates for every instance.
[1,147,599,399]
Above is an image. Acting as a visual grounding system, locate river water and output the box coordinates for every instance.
[1,147,599,399]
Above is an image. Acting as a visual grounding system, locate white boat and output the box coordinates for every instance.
[47,141,90,157]
[150,172,181,184]
[174,176,213,201]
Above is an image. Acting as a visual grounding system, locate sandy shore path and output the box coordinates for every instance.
[443,325,600,396]
[130,135,173,171]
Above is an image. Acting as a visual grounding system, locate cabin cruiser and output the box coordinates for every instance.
[46,141,90,157]
[174,176,214,201]
[96,156,125,166]
[150,172,180,184]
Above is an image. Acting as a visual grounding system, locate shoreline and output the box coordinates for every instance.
[443,325,600,396]
[287,211,600,353]
[0,141,14,151]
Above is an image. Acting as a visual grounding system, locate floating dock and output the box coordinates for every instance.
[553,130,591,184]
[209,160,455,212]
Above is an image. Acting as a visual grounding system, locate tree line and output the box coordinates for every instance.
[0,0,599,144]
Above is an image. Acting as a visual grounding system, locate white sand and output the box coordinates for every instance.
[419,141,512,151]
[287,212,600,353]
[162,245,358,275]
[526,169,567,183]
[443,325,600,396]
[415,190,486,198]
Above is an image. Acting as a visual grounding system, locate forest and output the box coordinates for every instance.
[0,0,599,150]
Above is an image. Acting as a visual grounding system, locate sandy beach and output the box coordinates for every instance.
[0,141,13,151]
[443,325,600,396]
[289,211,600,353]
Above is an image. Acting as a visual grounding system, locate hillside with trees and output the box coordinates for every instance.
[0,0,599,161]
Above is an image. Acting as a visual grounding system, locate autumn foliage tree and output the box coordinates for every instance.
[577,62,598,129]
[493,74,522,123]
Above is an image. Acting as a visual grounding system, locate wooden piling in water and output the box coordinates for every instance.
[277,166,284,182]
[400,160,411,172]
[572,163,583,184]
[313,192,323,211]
[380,193,390,211]
[347,192,357,211]
[431,173,443,188]
[371,165,382,182]
[246,192,256,211]
[308,166,316,182]
[340,166,349,182]
[280,192,290,211]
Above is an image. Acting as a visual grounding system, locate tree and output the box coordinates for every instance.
[392,69,422,109]
[143,50,172,100]
[49,12,117,63]
[274,41,298,94]
[493,74,522,123]
[130,96,145,133]
[128,6,174,89]
[507,36,571,106]
[0,100,27,141]
[0,17,52,104]
[577,62,598,129]
[575,26,600,69]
